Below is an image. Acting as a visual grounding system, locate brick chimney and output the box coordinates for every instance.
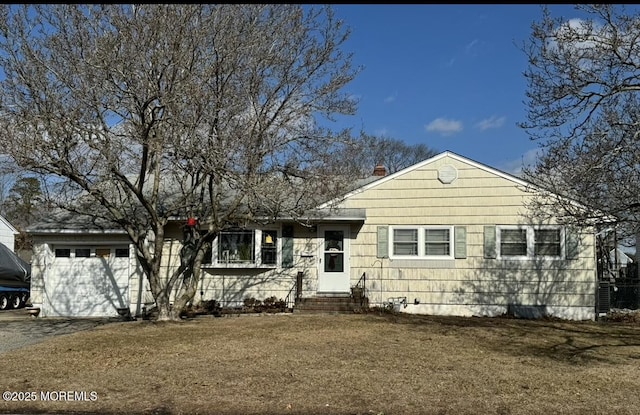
[372,164,387,177]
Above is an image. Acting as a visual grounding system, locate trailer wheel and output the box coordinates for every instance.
[10,295,22,309]
[0,294,8,310]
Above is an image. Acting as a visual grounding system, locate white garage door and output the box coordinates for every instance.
[44,245,131,317]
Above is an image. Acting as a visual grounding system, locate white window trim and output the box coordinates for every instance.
[497,225,564,260]
[210,226,282,268]
[258,229,280,267]
[389,225,454,260]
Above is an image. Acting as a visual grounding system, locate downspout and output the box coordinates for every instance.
[594,228,599,321]
[594,226,615,320]
[200,270,204,302]
[613,227,619,312]
[613,228,618,280]
[371,259,383,308]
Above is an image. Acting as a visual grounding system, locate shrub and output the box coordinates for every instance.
[243,297,261,308]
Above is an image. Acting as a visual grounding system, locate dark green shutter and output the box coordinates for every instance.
[454,226,467,259]
[484,226,496,259]
[282,225,294,268]
[377,226,389,258]
[565,228,580,260]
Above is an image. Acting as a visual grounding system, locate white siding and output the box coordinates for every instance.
[30,234,143,317]
[0,216,17,252]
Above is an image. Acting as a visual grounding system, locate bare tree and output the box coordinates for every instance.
[4,177,43,229]
[0,4,360,320]
[0,155,20,218]
[520,4,640,237]
[3,176,46,252]
[346,133,437,177]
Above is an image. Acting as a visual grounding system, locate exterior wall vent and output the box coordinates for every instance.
[438,164,457,184]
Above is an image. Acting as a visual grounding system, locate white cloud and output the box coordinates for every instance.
[475,116,506,131]
[549,18,600,52]
[546,17,638,68]
[465,39,479,54]
[384,92,397,104]
[499,148,543,177]
[425,118,463,136]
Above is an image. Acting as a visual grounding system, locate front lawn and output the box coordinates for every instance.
[1,313,639,415]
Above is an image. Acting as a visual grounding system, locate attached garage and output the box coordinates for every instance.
[41,244,133,317]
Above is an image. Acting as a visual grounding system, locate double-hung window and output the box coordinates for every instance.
[534,229,561,256]
[390,226,453,259]
[393,229,418,256]
[497,226,563,259]
[500,229,527,257]
[424,228,451,256]
[260,230,278,265]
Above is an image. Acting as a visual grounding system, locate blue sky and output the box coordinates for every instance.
[328,4,593,176]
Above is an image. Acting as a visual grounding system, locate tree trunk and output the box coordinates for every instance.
[157,301,173,321]
[171,242,209,318]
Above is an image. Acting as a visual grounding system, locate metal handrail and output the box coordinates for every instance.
[284,282,296,311]
[284,272,304,312]
[352,272,366,306]
[354,272,366,292]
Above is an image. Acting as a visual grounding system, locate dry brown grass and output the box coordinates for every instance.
[1,312,640,415]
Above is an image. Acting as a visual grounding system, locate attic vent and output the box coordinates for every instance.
[438,164,457,184]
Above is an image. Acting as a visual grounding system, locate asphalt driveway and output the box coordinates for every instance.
[0,309,119,354]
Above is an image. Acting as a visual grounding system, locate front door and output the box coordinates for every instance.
[317,225,350,293]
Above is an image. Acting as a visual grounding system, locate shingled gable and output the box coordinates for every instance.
[318,150,599,224]
[319,150,533,209]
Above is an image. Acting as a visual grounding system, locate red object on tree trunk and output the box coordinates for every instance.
[186,217,197,227]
